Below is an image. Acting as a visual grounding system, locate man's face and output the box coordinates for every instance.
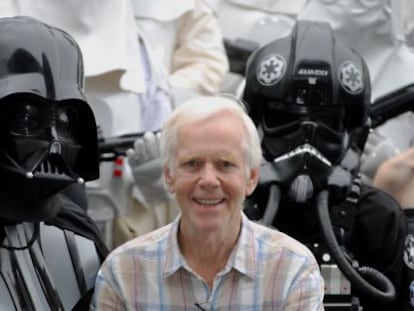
[164,111,259,234]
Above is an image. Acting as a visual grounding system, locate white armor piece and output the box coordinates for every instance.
[402,0,414,49]
[212,0,306,95]
[213,0,306,43]
[0,223,100,310]
[131,0,229,104]
[299,0,414,102]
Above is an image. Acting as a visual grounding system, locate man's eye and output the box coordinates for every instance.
[219,160,236,170]
[183,159,199,168]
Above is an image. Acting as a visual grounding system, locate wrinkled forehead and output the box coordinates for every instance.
[174,111,249,152]
[177,110,247,140]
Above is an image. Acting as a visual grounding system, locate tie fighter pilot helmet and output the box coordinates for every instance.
[243,20,371,202]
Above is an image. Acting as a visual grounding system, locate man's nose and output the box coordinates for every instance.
[198,164,220,187]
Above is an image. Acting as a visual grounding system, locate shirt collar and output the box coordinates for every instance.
[163,216,183,276]
[230,213,257,279]
[163,213,257,280]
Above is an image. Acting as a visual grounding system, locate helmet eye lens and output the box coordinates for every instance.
[263,109,298,129]
[9,102,44,136]
[3,98,82,142]
[56,105,79,139]
[263,103,344,132]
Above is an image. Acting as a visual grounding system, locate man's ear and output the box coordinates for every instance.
[163,166,175,193]
[245,167,260,196]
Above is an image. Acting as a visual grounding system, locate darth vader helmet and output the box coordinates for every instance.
[243,20,371,202]
[0,16,99,222]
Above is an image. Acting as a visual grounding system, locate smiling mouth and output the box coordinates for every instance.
[194,198,225,205]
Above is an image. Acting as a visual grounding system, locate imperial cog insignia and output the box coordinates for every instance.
[338,61,364,94]
[404,234,414,270]
[256,54,286,86]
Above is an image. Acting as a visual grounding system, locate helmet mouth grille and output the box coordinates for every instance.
[35,156,67,177]
[273,143,331,167]
[32,153,75,182]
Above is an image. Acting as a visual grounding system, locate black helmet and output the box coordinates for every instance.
[0,16,99,222]
[243,20,371,202]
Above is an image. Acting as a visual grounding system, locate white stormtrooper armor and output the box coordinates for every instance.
[212,0,307,95]
[131,0,229,104]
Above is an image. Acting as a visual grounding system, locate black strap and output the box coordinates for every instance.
[71,288,94,311]
[46,193,109,260]
[330,175,361,233]
[64,230,88,295]
[404,209,414,235]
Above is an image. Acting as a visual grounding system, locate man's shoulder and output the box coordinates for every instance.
[108,223,173,258]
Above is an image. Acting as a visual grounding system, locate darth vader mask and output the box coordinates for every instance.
[0,16,98,222]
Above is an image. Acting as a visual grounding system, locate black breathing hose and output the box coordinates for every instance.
[262,184,281,226]
[316,190,396,305]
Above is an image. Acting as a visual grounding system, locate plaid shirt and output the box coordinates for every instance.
[91,213,324,310]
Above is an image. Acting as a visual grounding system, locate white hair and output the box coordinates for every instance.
[160,94,262,174]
